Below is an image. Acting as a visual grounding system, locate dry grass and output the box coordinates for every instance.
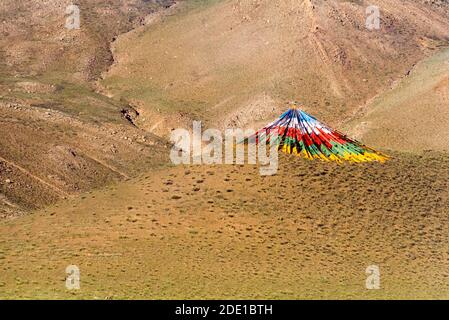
[1,151,448,299]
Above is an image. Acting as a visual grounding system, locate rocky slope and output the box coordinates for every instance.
[0,0,176,216]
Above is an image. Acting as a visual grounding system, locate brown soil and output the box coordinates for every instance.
[345,47,449,153]
[101,0,449,136]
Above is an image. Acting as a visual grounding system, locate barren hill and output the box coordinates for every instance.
[0,0,176,81]
[0,0,176,216]
[345,47,449,153]
[101,0,449,135]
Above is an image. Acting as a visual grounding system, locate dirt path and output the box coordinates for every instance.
[82,153,130,179]
[0,155,69,197]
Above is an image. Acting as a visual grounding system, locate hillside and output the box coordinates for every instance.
[100,0,449,136]
[1,0,449,300]
[0,0,176,216]
[1,152,449,299]
[345,47,449,153]
[0,0,176,81]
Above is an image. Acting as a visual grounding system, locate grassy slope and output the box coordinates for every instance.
[1,152,448,299]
